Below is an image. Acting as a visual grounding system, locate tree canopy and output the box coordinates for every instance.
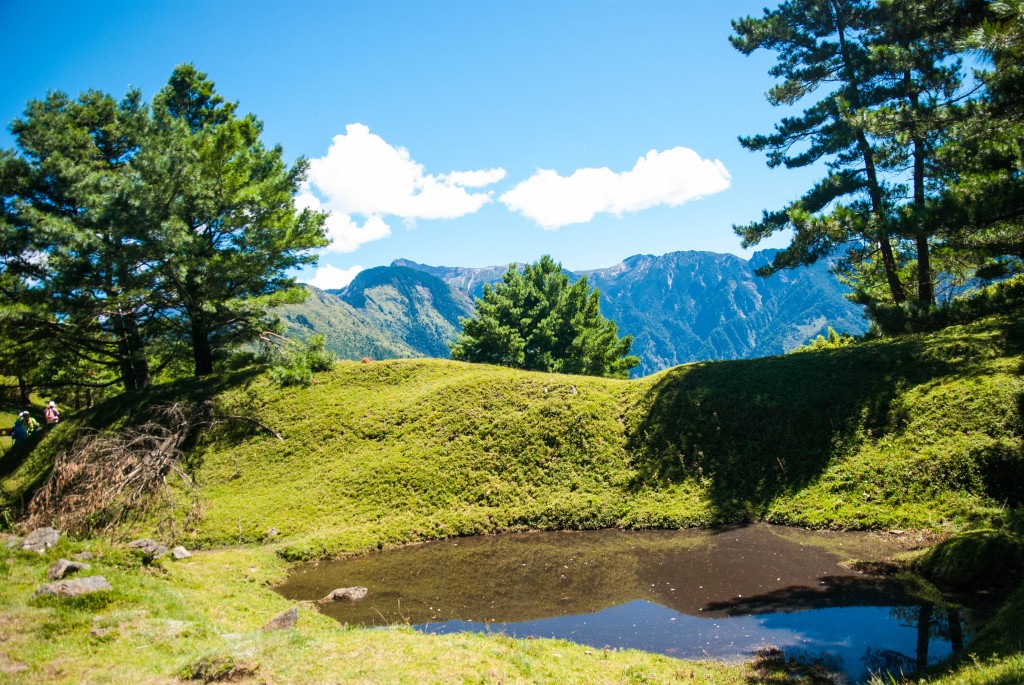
[731,0,1021,314]
[0,65,328,400]
[450,256,639,379]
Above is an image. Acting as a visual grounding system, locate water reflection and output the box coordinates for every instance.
[276,525,971,683]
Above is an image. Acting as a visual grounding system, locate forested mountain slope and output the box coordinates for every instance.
[394,249,868,375]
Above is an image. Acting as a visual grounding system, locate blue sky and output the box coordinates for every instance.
[2,1,818,288]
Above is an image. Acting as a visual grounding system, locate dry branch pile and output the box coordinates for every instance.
[26,403,207,537]
[26,400,283,538]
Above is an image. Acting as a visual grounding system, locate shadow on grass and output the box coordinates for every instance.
[0,429,46,480]
[626,318,1024,522]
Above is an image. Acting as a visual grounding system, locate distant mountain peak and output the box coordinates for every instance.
[286,249,867,376]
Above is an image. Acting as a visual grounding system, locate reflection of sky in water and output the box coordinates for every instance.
[415,601,953,684]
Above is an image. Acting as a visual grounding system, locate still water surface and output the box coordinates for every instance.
[276,525,971,683]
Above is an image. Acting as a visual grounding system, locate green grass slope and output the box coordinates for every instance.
[3,314,1021,560]
[1,314,1022,684]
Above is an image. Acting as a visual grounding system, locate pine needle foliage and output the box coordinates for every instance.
[450,256,639,379]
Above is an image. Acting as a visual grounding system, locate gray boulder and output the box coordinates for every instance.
[36,575,112,597]
[127,539,168,558]
[323,586,368,603]
[47,558,91,580]
[262,606,298,631]
[21,527,60,554]
[171,546,192,560]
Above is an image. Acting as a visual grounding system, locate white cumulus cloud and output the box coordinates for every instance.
[323,213,392,254]
[499,147,731,229]
[295,184,392,254]
[306,123,504,222]
[307,264,365,290]
[441,168,508,188]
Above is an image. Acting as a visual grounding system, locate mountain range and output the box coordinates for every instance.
[277,249,869,377]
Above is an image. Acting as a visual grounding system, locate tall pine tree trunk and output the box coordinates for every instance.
[112,309,140,391]
[910,81,934,306]
[832,0,906,305]
[18,376,30,407]
[191,316,214,377]
[123,310,151,388]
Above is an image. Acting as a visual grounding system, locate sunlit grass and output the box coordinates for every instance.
[1,314,1023,682]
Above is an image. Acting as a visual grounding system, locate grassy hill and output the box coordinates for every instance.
[1,312,1022,683]
[94,313,1024,559]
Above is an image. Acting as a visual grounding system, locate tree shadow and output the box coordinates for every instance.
[626,318,1024,521]
[702,574,916,616]
[0,429,46,480]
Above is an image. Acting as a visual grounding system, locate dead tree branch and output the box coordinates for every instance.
[26,401,284,538]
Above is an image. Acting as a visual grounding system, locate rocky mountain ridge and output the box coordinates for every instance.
[279,249,868,377]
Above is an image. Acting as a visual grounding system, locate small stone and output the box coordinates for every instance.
[36,575,112,597]
[5,538,21,550]
[127,539,167,558]
[171,546,192,560]
[21,527,60,554]
[47,558,91,580]
[262,606,298,631]
[127,538,161,555]
[323,586,368,603]
[72,551,94,561]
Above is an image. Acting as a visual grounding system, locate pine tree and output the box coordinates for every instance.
[450,256,639,378]
[138,65,329,376]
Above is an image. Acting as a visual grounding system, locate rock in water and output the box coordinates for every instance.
[47,559,91,580]
[36,576,112,597]
[21,527,60,554]
[262,607,298,631]
[323,587,368,602]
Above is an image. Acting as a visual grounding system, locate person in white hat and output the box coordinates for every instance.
[44,401,60,425]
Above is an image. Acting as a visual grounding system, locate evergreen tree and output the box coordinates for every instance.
[0,89,156,390]
[932,0,1024,275]
[138,65,329,376]
[0,65,330,389]
[450,256,639,379]
[866,0,980,305]
[731,0,909,305]
[732,0,993,308]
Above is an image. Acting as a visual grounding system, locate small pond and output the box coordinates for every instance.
[276,524,974,684]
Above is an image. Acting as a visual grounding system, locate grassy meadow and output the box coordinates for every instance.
[1,313,1023,683]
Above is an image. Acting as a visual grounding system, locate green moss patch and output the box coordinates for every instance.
[917,529,1024,590]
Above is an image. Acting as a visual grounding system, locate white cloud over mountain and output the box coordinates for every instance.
[307,263,365,290]
[499,147,731,229]
[294,185,392,254]
[295,125,732,256]
[298,124,506,254]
